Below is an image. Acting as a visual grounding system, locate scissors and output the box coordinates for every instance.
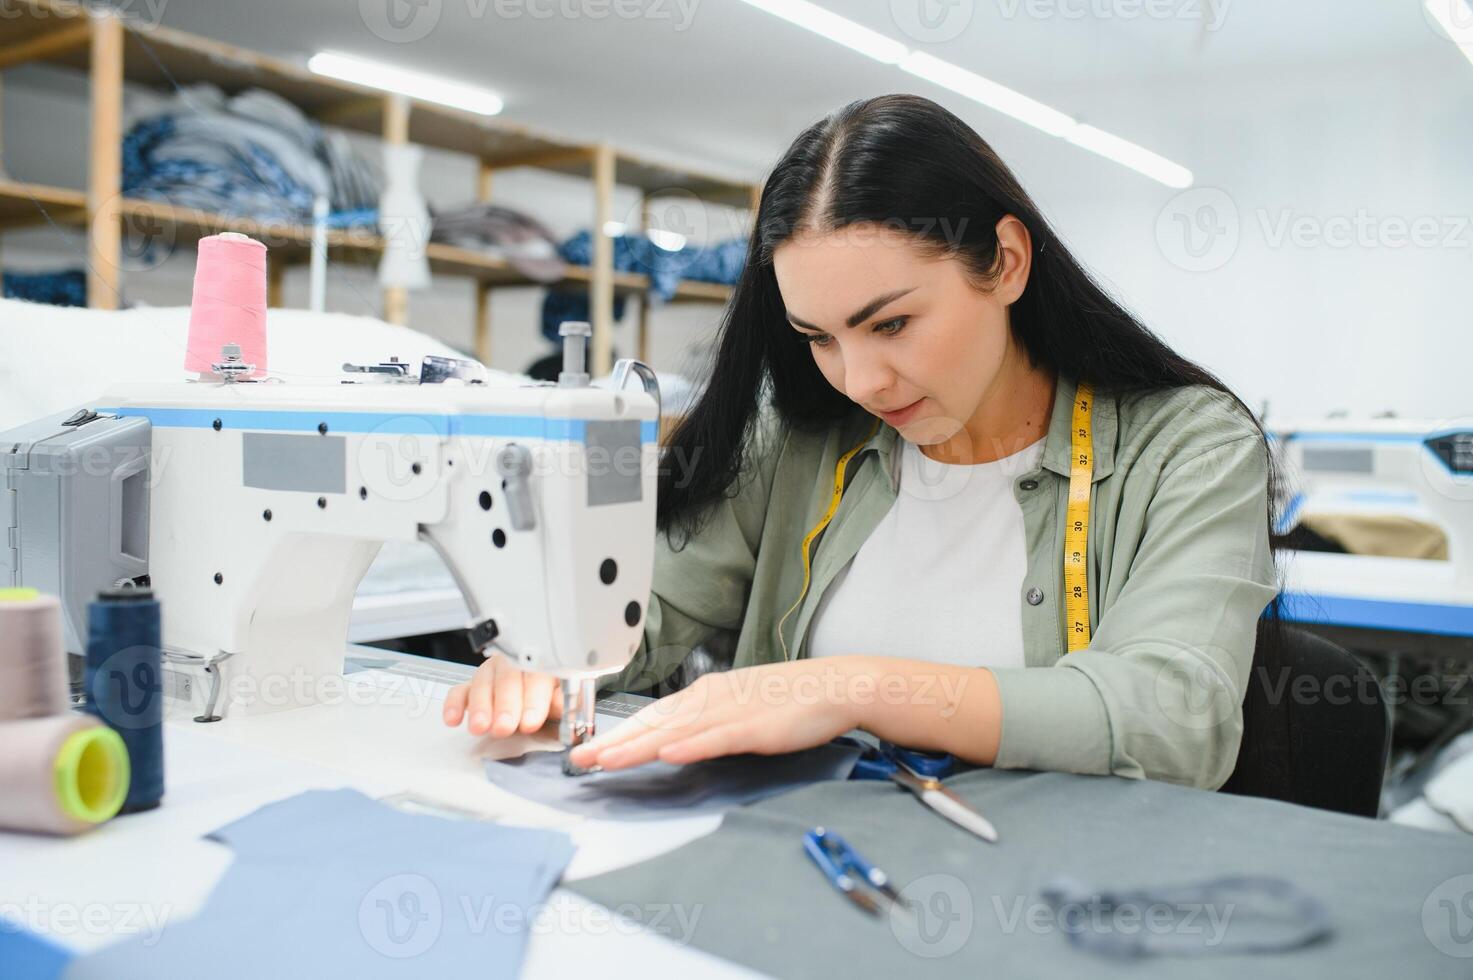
[838,737,999,843]
[802,826,907,917]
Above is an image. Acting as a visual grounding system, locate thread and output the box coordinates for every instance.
[0,589,70,721]
[0,713,129,835]
[184,232,268,378]
[84,589,165,813]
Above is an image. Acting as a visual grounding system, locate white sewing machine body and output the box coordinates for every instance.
[1273,418,1473,639]
[90,374,658,719]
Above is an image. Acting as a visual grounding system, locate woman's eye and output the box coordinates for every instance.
[803,333,832,348]
[874,317,908,335]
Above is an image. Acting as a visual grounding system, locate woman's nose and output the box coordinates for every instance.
[840,345,897,406]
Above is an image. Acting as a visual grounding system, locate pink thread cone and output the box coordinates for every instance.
[184,232,268,378]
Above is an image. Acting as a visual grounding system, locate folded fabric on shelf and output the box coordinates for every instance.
[540,287,628,344]
[121,83,380,228]
[556,229,747,301]
[431,201,566,283]
[536,229,746,342]
[3,269,86,307]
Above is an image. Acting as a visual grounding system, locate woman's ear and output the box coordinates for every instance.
[992,214,1033,306]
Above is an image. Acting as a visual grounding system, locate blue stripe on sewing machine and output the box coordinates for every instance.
[1279,591,1473,637]
[834,737,957,781]
[94,407,657,443]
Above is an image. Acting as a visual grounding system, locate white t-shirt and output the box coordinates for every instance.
[807,435,1046,668]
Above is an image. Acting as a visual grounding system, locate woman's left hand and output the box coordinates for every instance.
[567,658,868,771]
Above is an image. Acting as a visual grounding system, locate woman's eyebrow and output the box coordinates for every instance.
[787,287,916,331]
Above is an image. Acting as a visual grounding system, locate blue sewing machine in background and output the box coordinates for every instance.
[1274,419,1473,660]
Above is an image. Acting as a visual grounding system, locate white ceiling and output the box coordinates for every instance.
[138,0,1462,182]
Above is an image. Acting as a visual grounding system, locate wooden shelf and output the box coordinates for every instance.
[0,178,86,229]
[0,0,751,368]
[117,197,734,303]
[115,198,380,261]
[5,1,753,208]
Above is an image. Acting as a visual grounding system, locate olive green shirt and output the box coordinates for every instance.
[606,376,1278,791]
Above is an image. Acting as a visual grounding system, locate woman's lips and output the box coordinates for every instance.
[877,398,924,426]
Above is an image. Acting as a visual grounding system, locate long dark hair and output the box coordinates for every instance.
[660,93,1278,541]
[659,93,1288,785]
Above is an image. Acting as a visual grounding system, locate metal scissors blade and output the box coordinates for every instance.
[889,767,999,843]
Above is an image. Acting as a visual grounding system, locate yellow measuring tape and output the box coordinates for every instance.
[776,417,881,662]
[1064,382,1094,653]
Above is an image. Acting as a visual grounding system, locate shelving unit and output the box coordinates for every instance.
[0,0,758,374]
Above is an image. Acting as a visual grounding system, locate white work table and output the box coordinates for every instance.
[0,652,761,979]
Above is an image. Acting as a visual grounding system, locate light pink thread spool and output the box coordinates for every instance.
[0,589,130,835]
[0,714,129,835]
[0,589,69,721]
[184,232,269,379]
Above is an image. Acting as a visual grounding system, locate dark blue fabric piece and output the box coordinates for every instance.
[556,230,747,301]
[540,288,628,344]
[3,270,86,307]
[485,742,863,821]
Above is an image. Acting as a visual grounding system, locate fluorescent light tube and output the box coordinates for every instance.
[603,222,687,250]
[308,51,505,116]
[734,0,908,64]
[647,228,688,251]
[1066,123,1193,188]
[899,50,1075,137]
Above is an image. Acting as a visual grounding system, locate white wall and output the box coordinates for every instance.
[1012,53,1473,424]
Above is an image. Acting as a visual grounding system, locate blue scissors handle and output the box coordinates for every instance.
[840,737,956,781]
[803,827,899,911]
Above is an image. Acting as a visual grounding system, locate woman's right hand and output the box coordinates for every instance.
[443,655,562,737]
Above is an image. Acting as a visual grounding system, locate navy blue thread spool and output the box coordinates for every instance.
[85,588,164,813]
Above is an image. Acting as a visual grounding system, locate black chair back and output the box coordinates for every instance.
[1221,625,1390,818]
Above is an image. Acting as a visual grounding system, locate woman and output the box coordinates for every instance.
[443,94,1280,790]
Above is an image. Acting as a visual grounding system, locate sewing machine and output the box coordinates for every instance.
[1274,419,1473,656]
[0,325,659,754]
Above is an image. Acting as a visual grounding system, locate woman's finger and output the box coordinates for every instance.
[490,656,525,737]
[443,680,469,727]
[518,671,557,733]
[465,658,498,735]
[579,723,688,771]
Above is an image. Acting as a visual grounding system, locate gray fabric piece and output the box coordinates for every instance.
[484,743,862,821]
[67,789,573,980]
[571,769,1473,978]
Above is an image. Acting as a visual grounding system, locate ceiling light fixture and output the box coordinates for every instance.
[308,51,505,116]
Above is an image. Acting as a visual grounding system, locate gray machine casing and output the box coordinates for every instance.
[1,409,151,653]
